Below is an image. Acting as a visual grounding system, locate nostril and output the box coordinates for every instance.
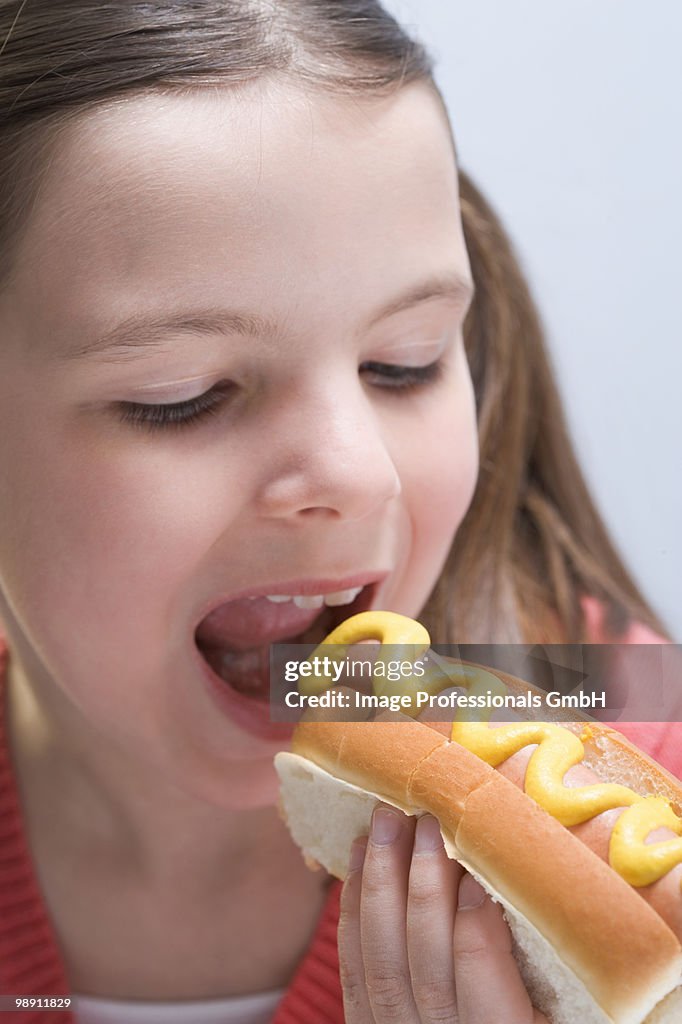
[254,433,400,520]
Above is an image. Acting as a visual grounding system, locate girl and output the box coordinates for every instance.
[0,2,674,1023]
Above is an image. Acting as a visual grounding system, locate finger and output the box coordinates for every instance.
[338,836,374,1024]
[454,875,549,1024]
[407,814,462,1023]
[361,805,421,1022]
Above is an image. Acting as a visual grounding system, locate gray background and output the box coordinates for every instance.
[383,0,681,639]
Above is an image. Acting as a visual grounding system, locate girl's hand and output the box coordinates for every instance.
[338,805,548,1023]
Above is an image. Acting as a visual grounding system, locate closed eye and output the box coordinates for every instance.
[117,382,233,431]
[361,359,444,390]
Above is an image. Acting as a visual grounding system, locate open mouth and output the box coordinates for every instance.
[195,583,377,701]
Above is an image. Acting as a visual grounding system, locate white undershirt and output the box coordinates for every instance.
[71,988,285,1024]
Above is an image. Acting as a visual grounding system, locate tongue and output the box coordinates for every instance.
[195,597,326,651]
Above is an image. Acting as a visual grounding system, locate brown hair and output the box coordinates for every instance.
[423,173,670,643]
[0,0,669,644]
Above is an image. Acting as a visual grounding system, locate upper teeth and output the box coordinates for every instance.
[263,586,364,609]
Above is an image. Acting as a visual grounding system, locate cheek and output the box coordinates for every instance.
[400,361,479,546]
[0,425,244,651]
[422,399,479,537]
[385,359,479,620]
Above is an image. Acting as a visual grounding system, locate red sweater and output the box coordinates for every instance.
[1,605,679,1023]
[0,637,344,1024]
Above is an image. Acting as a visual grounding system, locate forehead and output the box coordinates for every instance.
[5,80,465,350]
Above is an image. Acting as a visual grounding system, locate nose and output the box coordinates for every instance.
[255,383,401,522]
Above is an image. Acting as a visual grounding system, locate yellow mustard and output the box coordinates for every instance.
[449,721,640,826]
[306,611,682,890]
[450,719,682,886]
[298,610,439,707]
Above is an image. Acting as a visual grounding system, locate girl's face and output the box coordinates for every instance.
[0,81,478,807]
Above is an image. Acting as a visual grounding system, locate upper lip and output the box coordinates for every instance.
[194,571,388,624]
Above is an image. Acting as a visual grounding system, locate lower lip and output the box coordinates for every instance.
[195,647,296,743]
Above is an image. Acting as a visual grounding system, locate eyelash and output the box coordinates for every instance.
[117,360,444,432]
[118,383,230,432]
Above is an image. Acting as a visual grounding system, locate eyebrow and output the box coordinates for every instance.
[64,272,474,362]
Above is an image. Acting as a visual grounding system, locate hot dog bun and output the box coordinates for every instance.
[274,704,682,1024]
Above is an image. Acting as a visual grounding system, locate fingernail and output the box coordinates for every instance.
[458,875,485,909]
[414,814,443,853]
[349,839,367,872]
[371,807,402,845]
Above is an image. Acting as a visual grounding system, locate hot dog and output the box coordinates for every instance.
[274,611,682,1024]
